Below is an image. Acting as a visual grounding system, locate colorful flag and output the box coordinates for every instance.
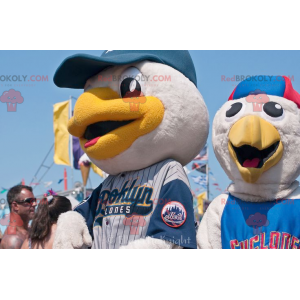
[192,175,207,186]
[91,164,108,178]
[44,181,53,188]
[0,188,7,194]
[192,162,207,174]
[209,171,216,181]
[194,145,208,161]
[53,100,71,166]
[196,192,206,215]
[73,136,85,170]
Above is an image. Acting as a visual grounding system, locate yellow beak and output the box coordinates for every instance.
[228,115,283,183]
[68,87,164,160]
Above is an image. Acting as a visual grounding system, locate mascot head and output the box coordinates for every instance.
[213,76,300,200]
[54,50,209,175]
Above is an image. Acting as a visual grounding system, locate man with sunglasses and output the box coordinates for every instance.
[0,185,37,249]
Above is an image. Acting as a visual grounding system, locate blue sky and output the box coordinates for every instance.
[1,50,300,201]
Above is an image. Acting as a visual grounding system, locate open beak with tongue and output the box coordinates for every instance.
[228,115,283,183]
[68,87,164,161]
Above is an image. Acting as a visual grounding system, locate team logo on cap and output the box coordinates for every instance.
[161,201,186,228]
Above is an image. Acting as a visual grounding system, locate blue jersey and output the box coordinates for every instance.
[74,159,197,249]
[221,194,300,249]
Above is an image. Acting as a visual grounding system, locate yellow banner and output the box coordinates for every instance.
[197,192,206,215]
[53,100,71,166]
[91,163,104,178]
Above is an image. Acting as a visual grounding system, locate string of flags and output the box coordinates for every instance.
[192,162,207,174]
[190,145,208,188]
[1,181,24,194]
[1,144,226,202]
[186,144,228,218]
[190,145,208,191]
[193,145,208,161]
[1,171,95,196]
[209,171,216,181]
[1,179,58,194]
[44,181,53,188]
[213,182,222,192]
[0,188,7,194]
[192,175,207,187]
[210,172,227,192]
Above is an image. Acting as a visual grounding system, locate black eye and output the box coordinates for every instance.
[263,102,283,118]
[120,78,142,98]
[226,102,243,118]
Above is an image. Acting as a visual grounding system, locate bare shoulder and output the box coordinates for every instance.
[21,238,29,249]
[1,234,24,249]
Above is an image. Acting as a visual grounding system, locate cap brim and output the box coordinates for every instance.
[53,53,165,89]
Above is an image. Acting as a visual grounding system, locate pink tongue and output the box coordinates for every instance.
[84,137,101,148]
[243,158,260,168]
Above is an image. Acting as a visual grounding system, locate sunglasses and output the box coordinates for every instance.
[15,198,37,205]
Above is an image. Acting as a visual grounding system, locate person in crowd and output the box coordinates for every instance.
[22,193,72,249]
[0,185,37,249]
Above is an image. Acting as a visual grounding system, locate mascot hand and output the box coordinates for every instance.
[120,237,182,249]
[53,211,92,249]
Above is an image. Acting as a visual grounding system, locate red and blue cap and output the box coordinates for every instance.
[228,75,300,108]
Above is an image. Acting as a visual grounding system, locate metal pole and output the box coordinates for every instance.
[69,97,74,189]
[83,186,86,199]
[34,162,54,190]
[30,144,54,185]
[206,146,209,204]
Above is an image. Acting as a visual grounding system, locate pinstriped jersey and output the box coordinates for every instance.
[75,159,197,249]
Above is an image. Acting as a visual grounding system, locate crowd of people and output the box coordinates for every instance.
[0,185,72,249]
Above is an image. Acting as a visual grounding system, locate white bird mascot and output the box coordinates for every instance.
[198,75,300,249]
[53,50,209,249]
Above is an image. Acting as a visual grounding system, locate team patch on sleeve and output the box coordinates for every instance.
[146,173,197,249]
[161,201,187,228]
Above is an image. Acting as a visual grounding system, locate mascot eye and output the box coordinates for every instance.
[263,102,284,119]
[226,102,243,118]
[119,67,145,99]
[121,78,141,98]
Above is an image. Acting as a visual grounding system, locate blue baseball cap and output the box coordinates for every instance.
[228,75,300,108]
[54,50,197,89]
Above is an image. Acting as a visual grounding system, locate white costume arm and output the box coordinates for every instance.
[53,211,92,249]
[120,237,181,249]
[197,194,228,249]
